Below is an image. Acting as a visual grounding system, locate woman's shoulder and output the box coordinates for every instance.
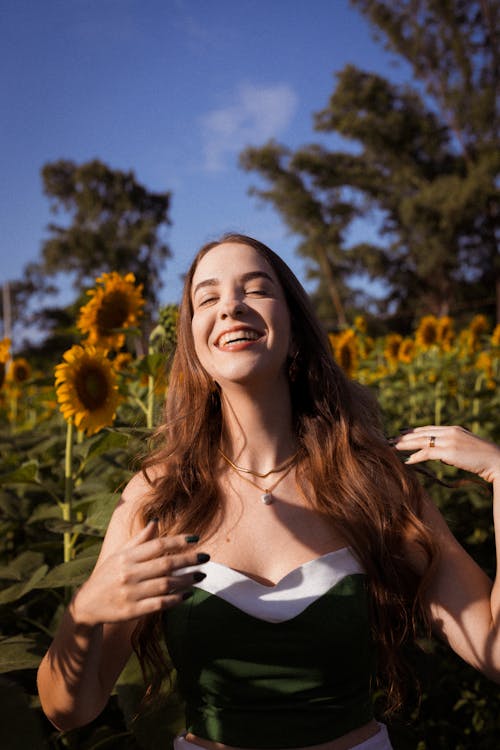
[121,463,167,505]
[99,469,162,555]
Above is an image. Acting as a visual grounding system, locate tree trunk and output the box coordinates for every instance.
[314,245,347,327]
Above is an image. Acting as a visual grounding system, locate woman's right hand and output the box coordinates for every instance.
[71,521,208,627]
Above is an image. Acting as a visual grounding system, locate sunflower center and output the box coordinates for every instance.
[75,364,110,410]
[14,365,29,382]
[421,325,438,346]
[96,291,131,336]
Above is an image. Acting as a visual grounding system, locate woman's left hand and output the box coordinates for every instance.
[394,425,500,484]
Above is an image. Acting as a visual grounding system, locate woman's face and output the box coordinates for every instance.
[190,242,292,389]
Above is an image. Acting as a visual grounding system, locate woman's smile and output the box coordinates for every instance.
[215,326,263,349]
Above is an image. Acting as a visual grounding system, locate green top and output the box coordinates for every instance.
[163,566,375,748]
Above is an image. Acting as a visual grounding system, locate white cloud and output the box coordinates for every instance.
[200,83,298,172]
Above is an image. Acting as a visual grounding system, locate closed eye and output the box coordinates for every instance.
[246,288,269,297]
[198,296,218,306]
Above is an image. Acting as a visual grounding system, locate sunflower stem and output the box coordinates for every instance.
[62,419,74,564]
[146,342,155,429]
[132,396,149,416]
[472,373,485,434]
[434,380,444,426]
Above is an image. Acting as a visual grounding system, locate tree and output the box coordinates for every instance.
[26,159,172,314]
[240,141,358,327]
[241,0,499,328]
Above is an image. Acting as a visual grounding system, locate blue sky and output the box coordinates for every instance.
[1,0,409,310]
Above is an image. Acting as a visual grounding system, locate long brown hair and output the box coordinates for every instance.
[134,233,438,713]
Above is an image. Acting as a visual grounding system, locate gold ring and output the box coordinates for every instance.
[429,435,436,448]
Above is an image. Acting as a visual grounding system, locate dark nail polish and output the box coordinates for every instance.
[185,534,200,544]
[182,590,193,601]
[193,571,206,582]
[197,553,210,564]
[148,517,159,525]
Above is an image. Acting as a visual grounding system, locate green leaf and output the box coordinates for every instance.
[0,565,49,604]
[85,492,120,531]
[136,352,166,377]
[34,552,99,589]
[0,551,45,581]
[78,429,131,463]
[0,461,39,485]
[0,636,45,672]
[27,503,62,524]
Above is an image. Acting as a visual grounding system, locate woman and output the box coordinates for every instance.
[37,234,500,750]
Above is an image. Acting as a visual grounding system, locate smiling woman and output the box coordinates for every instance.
[190,243,292,390]
[38,234,500,750]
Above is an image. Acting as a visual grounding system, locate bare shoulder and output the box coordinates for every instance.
[97,470,156,561]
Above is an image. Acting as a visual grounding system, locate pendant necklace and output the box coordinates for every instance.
[218,449,296,505]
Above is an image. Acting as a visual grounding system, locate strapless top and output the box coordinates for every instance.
[163,548,375,749]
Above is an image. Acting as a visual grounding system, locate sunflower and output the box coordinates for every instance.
[437,316,455,351]
[353,316,367,334]
[0,338,10,362]
[465,314,490,353]
[112,352,133,372]
[55,345,121,436]
[398,338,415,365]
[475,352,496,390]
[384,334,403,366]
[7,357,32,384]
[492,324,500,348]
[469,314,489,337]
[77,272,144,349]
[332,329,359,378]
[415,315,439,350]
[360,335,374,357]
[0,338,10,388]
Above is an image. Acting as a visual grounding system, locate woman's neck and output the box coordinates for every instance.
[219,383,296,473]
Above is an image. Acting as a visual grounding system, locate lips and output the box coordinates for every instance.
[216,327,262,348]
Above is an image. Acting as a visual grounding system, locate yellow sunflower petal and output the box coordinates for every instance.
[77,272,145,350]
[54,344,121,436]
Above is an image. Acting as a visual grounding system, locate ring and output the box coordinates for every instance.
[429,435,436,448]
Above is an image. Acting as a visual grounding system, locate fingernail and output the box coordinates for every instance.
[193,571,206,582]
[182,590,193,601]
[185,534,199,544]
[148,517,159,525]
[196,553,210,564]
[387,436,397,445]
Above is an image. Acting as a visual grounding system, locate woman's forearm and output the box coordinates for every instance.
[37,591,133,730]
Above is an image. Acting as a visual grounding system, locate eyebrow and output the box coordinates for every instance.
[192,270,276,298]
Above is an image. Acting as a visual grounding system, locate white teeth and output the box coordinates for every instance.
[218,330,259,347]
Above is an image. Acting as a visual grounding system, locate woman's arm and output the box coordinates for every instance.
[37,472,207,730]
[395,425,500,681]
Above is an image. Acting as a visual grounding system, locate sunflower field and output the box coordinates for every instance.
[0,274,499,749]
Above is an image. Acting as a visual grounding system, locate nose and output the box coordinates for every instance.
[219,298,246,319]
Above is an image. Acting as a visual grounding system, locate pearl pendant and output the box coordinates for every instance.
[261,492,274,505]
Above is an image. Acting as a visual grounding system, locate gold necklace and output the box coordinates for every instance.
[223,458,296,505]
[218,448,297,478]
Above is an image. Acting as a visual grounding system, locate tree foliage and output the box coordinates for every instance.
[26,159,172,314]
[241,0,499,329]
